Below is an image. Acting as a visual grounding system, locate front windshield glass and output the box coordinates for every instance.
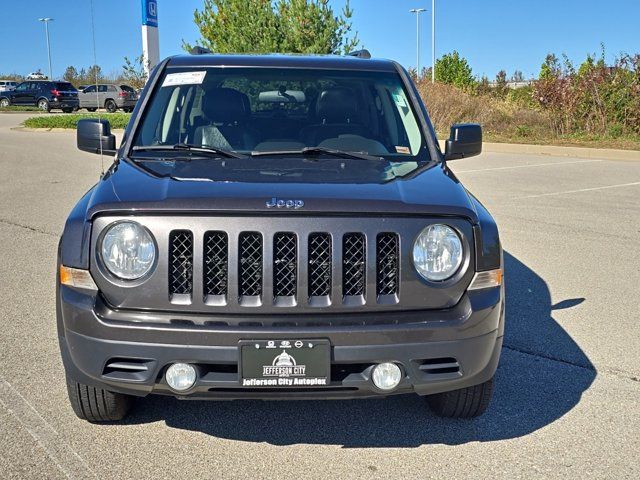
[132,67,428,161]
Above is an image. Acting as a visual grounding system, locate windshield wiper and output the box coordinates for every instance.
[131,143,244,159]
[250,146,384,162]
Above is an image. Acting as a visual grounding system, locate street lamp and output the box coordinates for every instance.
[409,8,426,76]
[38,17,54,80]
[431,0,436,83]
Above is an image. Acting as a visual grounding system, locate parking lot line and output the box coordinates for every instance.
[0,375,97,479]
[516,181,640,199]
[455,159,603,174]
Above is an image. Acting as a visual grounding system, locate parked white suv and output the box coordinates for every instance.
[0,80,18,93]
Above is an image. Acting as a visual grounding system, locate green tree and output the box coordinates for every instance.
[539,53,560,80]
[86,65,103,84]
[434,51,475,88]
[122,55,149,90]
[186,0,359,55]
[62,66,78,84]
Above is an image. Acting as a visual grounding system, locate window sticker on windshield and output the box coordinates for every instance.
[392,93,407,108]
[395,146,411,154]
[162,71,207,87]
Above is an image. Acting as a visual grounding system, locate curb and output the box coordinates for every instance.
[438,140,640,162]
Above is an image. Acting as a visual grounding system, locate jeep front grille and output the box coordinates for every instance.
[308,233,332,297]
[376,233,400,296]
[238,232,263,298]
[342,233,366,298]
[168,230,193,296]
[167,229,401,308]
[273,232,297,298]
[203,231,228,297]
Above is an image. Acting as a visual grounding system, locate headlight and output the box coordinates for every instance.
[100,221,156,280]
[412,224,463,281]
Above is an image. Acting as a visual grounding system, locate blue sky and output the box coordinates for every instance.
[1,0,638,80]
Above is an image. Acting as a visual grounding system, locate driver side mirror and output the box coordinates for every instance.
[444,123,482,161]
[77,118,117,155]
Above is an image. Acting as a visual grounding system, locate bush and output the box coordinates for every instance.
[414,80,551,140]
[0,106,42,112]
[23,113,131,129]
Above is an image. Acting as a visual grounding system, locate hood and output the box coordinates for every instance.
[84,157,478,222]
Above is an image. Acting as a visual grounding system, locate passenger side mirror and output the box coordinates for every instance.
[444,123,482,161]
[77,118,117,155]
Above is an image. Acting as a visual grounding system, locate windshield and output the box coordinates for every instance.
[132,67,428,161]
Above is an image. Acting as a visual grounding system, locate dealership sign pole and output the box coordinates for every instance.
[141,0,159,76]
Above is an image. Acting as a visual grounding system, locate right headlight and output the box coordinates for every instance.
[412,224,463,281]
[100,221,156,280]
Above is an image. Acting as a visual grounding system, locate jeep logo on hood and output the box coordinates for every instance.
[266,198,305,209]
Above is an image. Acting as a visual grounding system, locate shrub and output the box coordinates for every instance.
[23,113,131,129]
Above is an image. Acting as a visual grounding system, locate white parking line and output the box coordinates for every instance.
[0,375,97,479]
[517,181,640,199]
[455,159,603,173]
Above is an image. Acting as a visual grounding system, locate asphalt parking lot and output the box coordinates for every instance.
[0,112,638,479]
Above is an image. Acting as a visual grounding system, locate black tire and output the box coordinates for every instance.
[105,100,117,113]
[66,376,133,422]
[123,107,133,113]
[0,97,10,108]
[426,377,494,418]
[86,107,97,112]
[37,98,50,112]
[62,108,73,113]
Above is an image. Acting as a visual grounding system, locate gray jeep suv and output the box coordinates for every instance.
[58,52,503,422]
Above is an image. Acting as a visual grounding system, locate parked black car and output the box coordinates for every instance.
[0,80,78,112]
[59,52,503,422]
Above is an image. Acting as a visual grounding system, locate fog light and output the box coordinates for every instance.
[165,363,197,392]
[372,362,402,391]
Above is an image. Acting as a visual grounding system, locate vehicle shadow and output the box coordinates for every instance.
[124,251,596,446]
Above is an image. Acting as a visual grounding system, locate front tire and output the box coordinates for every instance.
[66,377,133,422]
[426,377,494,418]
[0,98,10,108]
[86,107,97,112]
[37,98,50,112]
[105,100,117,113]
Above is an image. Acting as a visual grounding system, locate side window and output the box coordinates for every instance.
[15,83,27,91]
[108,85,117,92]
[84,85,96,93]
[98,85,108,93]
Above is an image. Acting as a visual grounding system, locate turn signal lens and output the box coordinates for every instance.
[468,268,503,290]
[59,265,98,290]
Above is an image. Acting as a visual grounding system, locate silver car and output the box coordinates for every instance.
[78,84,138,113]
[0,80,18,93]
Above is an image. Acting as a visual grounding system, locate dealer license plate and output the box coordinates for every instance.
[239,339,330,388]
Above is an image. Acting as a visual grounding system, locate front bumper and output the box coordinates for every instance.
[58,285,504,400]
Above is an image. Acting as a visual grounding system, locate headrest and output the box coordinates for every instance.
[315,87,358,123]
[202,88,250,123]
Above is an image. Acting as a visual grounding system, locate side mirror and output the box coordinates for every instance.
[77,118,117,155]
[444,123,482,161]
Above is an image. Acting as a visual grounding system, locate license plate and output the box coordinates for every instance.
[240,339,330,388]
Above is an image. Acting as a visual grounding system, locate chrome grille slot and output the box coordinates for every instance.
[169,230,193,300]
[342,233,366,302]
[376,233,400,300]
[238,232,263,303]
[203,231,228,305]
[273,232,297,302]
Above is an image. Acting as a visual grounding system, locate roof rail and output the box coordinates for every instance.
[347,49,371,59]
[190,46,212,55]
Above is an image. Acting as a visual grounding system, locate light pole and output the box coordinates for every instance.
[409,8,426,76]
[431,0,436,83]
[38,18,54,80]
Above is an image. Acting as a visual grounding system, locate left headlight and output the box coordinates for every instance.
[412,224,463,282]
[100,221,156,280]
